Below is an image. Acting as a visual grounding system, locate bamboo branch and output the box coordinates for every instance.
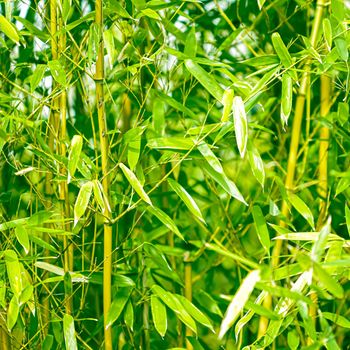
[258,0,327,336]
[94,1,113,349]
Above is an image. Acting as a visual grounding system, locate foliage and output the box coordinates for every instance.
[0,0,350,349]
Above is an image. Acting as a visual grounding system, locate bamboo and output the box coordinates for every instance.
[58,0,73,315]
[94,1,113,348]
[258,0,327,336]
[184,252,193,350]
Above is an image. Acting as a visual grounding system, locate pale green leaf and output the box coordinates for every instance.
[106,288,132,329]
[219,270,261,339]
[281,74,293,127]
[232,96,248,158]
[151,295,167,337]
[74,181,93,226]
[15,225,30,254]
[0,15,19,43]
[68,135,83,183]
[252,205,270,252]
[7,296,19,330]
[48,60,66,86]
[247,142,265,187]
[322,312,350,328]
[63,314,78,350]
[288,193,315,230]
[4,250,22,298]
[120,163,152,205]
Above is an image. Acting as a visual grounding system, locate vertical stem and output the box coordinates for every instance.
[95,1,113,349]
[184,252,193,350]
[58,1,73,315]
[258,0,327,336]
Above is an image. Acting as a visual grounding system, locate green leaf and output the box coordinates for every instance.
[281,74,293,127]
[335,36,348,62]
[184,26,197,57]
[106,288,132,329]
[0,15,19,43]
[42,334,54,350]
[177,295,214,332]
[48,60,66,86]
[271,32,297,80]
[323,18,332,51]
[30,65,46,92]
[197,142,223,173]
[252,205,270,252]
[4,250,22,298]
[247,142,265,187]
[68,135,83,183]
[221,88,234,122]
[152,285,197,334]
[287,330,300,350]
[63,314,78,350]
[195,290,222,317]
[152,98,165,136]
[332,0,345,20]
[124,300,134,331]
[337,102,349,125]
[219,270,261,339]
[7,296,19,330]
[151,295,167,337]
[345,204,350,237]
[313,262,344,298]
[322,312,350,328]
[148,206,185,241]
[232,96,248,158]
[184,59,224,101]
[202,162,247,205]
[15,225,30,254]
[288,193,315,230]
[120,163,152,205]
[74,181,93,226]
[92,179,111,215]
[168,178,205,224]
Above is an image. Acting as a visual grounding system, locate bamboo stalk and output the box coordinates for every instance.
[184,252,193,350]
[258,0,327,336]
[58,0,73,316]
[94,1,113,349]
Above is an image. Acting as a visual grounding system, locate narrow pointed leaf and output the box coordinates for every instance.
[4,250,22,298]
[322,312,350,328]
[247,142,265,187]
[120,163,152,205]
[7,296,19,330]
[48,60,66,86]
[15,225,30,254]
[197,142,223,173]
[151,295,167,337]
[74,181,93,226]
[281,74,293,127]
[0,15,19,43]
[148,206,185,241]
[232,96,248,158]
[288,193,315,230]
[252,205,270,252]
[106,288,132,329]
[219,270,261,339]
[184,59,224,101]
[221,88,234,122]
[63,314,78,350]
[68,135,83,183]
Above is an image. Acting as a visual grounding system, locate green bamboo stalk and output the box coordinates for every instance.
[94,1,113,348]
[259,0,327,336]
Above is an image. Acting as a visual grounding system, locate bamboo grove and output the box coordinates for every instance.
[1,0,350,349]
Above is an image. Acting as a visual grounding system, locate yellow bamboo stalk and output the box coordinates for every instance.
[184,252,193,350]
[95,1,113,349]
[258,0,327,336]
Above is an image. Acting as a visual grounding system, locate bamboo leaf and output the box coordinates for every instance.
[232,96,248,158]
[247,142,265,187]
[74,181,93,226]
[221,88,234,122]
[168,178,205,224]
[68,135,83,183]
[257,0,266,9]
[124,300,134,331]
[120,163,152,205]
[288,193,315,230]
[151,295,167,337]
[4,250,22,298]
[281,74,293,127]
[177,295,214,332]
[219,270,261,339]
[92,179,111,214]
[15,225,30,255]
[184,26,197,57]
[148,206,185,241]
[197,142,223,173]
[106,288,132,329]
[30,64,46,92]
[323,18,332,51]
[322,312,350,328]
[0,15,19,43]
[184,59,224,101]
[313,262,344,298]
[252,205,270,252]
[7,296,19,330]
[48,60,67,86]
[202,162,247,205]
[63,314,78,350]
[345,204,350,237]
